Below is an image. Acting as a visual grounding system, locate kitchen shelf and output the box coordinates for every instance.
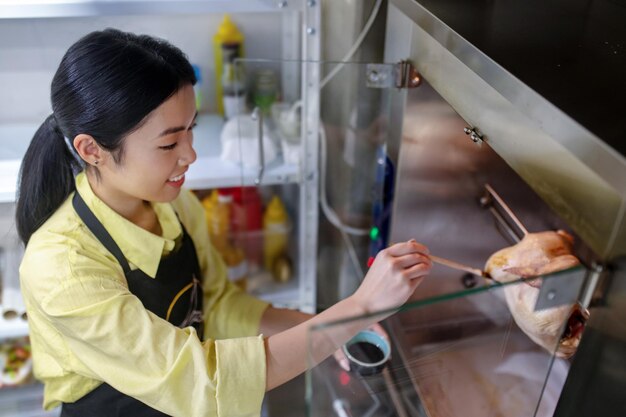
[0,113,300,203]
[0,0,303,19]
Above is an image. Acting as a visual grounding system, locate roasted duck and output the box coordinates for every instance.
[485,230,589,358]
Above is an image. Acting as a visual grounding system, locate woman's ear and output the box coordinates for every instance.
[73,134,103,167]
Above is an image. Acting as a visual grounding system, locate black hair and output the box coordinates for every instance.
[16,28,196,245]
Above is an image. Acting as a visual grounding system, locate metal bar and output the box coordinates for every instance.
[484,184,529,236]
[488,206,522,243]
[251,107,265,185]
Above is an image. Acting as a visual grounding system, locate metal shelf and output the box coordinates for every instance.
[0,0,302,19]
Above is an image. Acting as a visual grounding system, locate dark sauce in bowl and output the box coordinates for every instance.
[347,342,385,364]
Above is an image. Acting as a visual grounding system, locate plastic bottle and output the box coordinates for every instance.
[221,46,247,120]
[202,190,248,289]
[191,64,203,111]
[201,190,219,245]
[263,195,289,280]
[213,15,245,116]
[253,69,278,115]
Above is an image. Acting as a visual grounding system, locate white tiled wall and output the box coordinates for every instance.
[0,13,284,123]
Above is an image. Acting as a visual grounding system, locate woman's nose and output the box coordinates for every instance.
[178,136,197,166]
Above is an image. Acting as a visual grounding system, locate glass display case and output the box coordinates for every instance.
[306,269,583,417]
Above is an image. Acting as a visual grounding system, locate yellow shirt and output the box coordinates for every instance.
[19,172,269,417]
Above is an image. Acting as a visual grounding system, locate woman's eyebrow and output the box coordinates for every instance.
[157,112,198,138]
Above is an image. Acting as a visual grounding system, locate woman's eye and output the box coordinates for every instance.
[159,143,177,150]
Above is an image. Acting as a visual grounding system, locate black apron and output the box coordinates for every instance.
[61,192,205,417]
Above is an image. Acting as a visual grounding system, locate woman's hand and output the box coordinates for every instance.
[350,240,431,315]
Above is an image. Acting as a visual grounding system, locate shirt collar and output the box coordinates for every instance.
[75,172,182,278]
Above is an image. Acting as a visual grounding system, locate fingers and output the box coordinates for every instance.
[402,262,431,280]
[390,252,432,270]
[333,349,350,371]
[375,240,432,276]
[385,239,429,257]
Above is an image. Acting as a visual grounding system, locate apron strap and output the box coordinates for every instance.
[72,191,132,275]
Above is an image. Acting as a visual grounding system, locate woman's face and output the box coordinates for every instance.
[98,84,197,205]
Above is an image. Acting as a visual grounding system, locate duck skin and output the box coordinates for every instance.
[485,230,589,358]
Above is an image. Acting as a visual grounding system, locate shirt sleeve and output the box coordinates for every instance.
[172,190,270,340]
[33,257,266,417]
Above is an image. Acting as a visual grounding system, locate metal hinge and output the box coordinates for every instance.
[463,126,484,145]
[366,60,422,89]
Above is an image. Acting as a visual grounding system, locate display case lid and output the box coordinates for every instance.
[392,0,626,157]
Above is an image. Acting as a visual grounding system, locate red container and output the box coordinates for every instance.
[221,187,263,270]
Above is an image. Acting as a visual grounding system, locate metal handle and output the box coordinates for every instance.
[251,107,265,185]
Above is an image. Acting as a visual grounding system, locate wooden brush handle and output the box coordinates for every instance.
[428,254,487,278]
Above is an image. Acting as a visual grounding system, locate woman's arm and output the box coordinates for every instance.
[259,307,313,337]
[263,240,431,391]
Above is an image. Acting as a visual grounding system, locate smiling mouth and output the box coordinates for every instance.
[168,173,185,182]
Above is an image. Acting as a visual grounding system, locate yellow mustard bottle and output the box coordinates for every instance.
[202,190,225,253]
[202,190,248,290]
[263,195,289,274]
[213,14,244,116]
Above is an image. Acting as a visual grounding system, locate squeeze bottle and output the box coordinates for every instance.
[263,195,289,273]
[202,190,248,289]
[213,15,244,116]
[231,187,263,270]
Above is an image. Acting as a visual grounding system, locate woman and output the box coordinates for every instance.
[17,29,431,417]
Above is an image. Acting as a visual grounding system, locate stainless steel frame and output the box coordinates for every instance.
[384,0,626,415]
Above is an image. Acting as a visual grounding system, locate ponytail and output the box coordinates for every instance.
[15,114,81,245]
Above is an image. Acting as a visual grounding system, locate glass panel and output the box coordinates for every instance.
[219,58,394,309]
[230,58,301,185]
[307,270,581,417]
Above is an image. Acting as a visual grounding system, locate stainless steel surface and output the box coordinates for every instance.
[390,0,626,180]
[298,0,320,313]
[317,0,389,308]
[393,0,626,156]
[383,37,602,417]
[388,78,581,299]
[389,0,626,261]
[383,2,626,415]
